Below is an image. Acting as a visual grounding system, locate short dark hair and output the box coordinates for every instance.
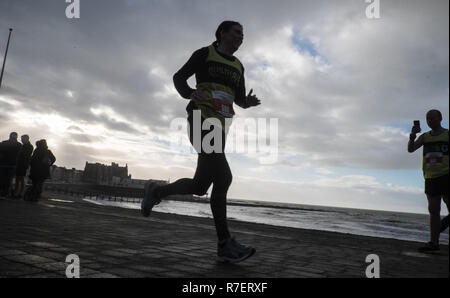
[36,139,47,148]
[215,21,242,44]
[427,109,443,121]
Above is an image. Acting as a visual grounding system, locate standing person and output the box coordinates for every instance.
[440,215,449,233]
[141,21,261,263]
[0,132,22,197]
[408,110,449,252]
[27,139,56,201]
[0,136,5,197]
[14,135,34,198]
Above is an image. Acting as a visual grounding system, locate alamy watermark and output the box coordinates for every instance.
[65,254,80,278]
[365,254,380,278]
[365,0,381,19]
[169,110,279,165]
[65,0,80,19]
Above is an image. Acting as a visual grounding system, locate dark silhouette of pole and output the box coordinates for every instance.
[0,28,13,89]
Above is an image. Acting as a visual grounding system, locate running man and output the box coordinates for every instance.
[408,110,449,252]
[141,21,261,263]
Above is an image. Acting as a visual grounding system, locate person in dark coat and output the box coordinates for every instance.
[14,135,34,198]
[0,132,22,197]
[26,139,55,201]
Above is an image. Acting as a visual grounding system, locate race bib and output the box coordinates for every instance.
[425,152,443,166]
[211,90,235,118]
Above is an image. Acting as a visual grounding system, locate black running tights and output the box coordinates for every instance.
[155,112,232,242]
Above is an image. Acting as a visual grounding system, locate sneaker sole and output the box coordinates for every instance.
[217,248,256,264]
[141,182,158,217]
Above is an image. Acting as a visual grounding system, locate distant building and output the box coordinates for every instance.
[49,166,83,184]
[83,162,130,185]
[48,161,167,189]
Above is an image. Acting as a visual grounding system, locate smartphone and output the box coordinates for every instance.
[414,120,421,132]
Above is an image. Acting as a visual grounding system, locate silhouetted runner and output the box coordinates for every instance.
[141,21,261,263]
[408,110,449,253]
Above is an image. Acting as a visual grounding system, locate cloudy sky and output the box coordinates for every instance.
[0,0,448,214]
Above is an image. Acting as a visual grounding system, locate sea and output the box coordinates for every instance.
[84,197,449,244]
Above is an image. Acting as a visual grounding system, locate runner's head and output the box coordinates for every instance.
[215,21,243,53]
[426,109,443,130]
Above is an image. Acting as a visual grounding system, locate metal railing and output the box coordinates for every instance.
[43,183,143,203]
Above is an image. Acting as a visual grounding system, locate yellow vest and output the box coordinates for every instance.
[422,129,449,179]
[194,44,243,129]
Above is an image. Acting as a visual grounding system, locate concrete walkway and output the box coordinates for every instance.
[0,192,448,278]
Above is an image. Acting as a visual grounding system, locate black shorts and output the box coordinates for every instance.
[425,174,449,196]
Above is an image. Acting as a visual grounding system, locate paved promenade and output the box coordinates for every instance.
[0,192,448,278]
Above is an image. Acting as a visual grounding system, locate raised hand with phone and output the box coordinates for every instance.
[411,120,421,135]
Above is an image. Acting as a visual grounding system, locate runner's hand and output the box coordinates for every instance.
[190,88,209,102]
[247,89,261,107]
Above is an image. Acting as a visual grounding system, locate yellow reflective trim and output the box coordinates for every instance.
[207,44,243,74]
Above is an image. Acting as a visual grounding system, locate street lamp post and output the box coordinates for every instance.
[0,28,13,89]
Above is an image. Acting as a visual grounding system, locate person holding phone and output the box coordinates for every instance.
[408,110,449,252]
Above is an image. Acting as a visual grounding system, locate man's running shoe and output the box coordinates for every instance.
[217,237,256,263]
[141,181,161,217]
[418,241,440,253]
[440,215,449,233]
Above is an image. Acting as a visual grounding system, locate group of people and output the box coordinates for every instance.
[0,132,56,201]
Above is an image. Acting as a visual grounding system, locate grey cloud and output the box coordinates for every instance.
[67,125,84,133]
[233,175,426,213]
[238,0,448,170]
[0,112,11,126]
[55,142,130,170]
[91,113,141,135]
[54,142,98,170]
[69,133,103,144]
[0,101,14,112]
[0,0,326,128]
[0,0,447,172]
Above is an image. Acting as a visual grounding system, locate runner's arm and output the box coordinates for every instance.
[234,68,249,109]
[173,47,208,99]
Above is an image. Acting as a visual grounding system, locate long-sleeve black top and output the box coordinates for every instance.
[173,44,249,112]
[30,148,56,180]
[16,142,34,170]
